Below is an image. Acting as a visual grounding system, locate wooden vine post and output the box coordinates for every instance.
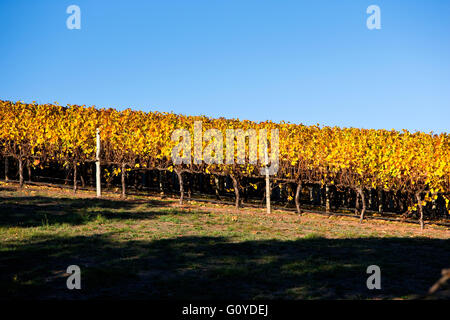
[264,146,271,214]
[96,128,101,198]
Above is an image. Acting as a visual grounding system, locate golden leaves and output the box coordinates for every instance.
[0,98,449,212]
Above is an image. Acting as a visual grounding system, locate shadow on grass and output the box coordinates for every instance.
[0,195,181,228]
[1,233,449,300]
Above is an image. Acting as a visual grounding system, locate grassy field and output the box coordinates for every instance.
[1,182,449,300]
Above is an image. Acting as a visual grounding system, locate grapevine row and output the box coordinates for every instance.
[0,100,449,228]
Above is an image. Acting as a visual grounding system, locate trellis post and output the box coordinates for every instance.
[265,146,271,214]
[96,128,101,198]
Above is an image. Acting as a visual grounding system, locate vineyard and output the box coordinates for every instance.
[0,100,449,229]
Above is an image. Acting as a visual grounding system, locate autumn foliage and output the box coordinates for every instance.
[0,100,449,226]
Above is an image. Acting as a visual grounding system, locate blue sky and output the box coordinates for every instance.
[0,0,449,133]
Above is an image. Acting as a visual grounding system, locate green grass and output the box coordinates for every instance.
[0,184,449,300]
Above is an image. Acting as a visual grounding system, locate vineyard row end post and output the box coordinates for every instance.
[96,128,101,198]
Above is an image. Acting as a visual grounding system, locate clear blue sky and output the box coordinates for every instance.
[1,0,449,133]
